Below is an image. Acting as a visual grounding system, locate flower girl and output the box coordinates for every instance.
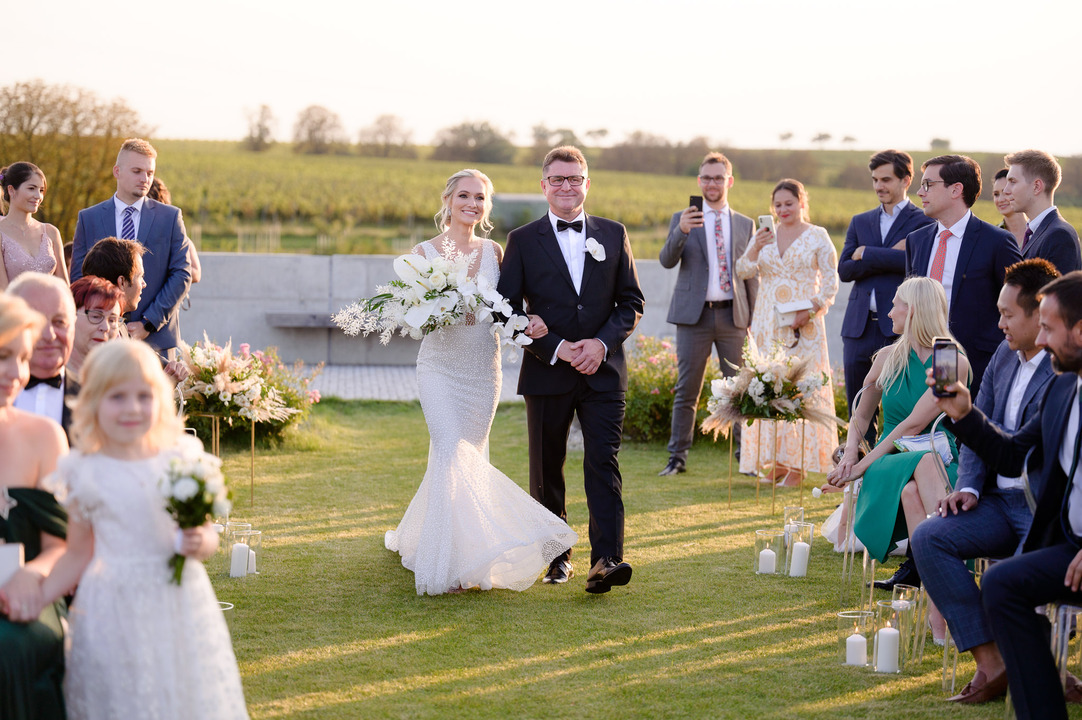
[30,340,248,719]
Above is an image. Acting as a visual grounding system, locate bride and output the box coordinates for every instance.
[384,169,577,595]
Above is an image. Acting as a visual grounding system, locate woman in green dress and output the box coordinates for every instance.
[0,292,70,720]
[827,277,969,638]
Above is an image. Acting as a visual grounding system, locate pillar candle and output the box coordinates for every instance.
[846,632,867,666]
[789,541,811,577]
[758,548,776,574]
[875,625,900,672]
[230,542,250,578]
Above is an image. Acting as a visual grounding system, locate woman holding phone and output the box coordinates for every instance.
[735,179,839,484]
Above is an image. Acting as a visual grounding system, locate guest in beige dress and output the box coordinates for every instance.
[0,163,68,291]
[736,179,839,483]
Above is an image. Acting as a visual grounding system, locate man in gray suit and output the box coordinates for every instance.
[658,152,756,475]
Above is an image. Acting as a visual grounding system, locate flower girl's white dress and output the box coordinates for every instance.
[46,436,248,720]
[385,239,577,595]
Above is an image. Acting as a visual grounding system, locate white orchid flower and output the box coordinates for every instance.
[393,254,433,282]
[585,237,606,262]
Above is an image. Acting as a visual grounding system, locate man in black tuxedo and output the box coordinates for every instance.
[498,146,645,593]
[934,270,1082,717]
[1002,149,1081,274]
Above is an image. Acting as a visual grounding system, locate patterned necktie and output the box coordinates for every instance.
[1022,226,1034,251]
[929,229,951,283]
[715,210,731,293]
[1061,385,1082,545]
[121,206,136,240]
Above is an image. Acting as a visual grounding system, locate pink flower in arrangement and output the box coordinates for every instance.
[308,389,322,404]
[239,343,251,359]
[648,356,659,365]
[660,341,672,350]
[650,388,660,395]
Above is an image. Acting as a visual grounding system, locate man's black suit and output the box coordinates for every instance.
[498,214,644,564]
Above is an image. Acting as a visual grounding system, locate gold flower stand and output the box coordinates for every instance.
[190,413,257,507]
[746,417,806,515]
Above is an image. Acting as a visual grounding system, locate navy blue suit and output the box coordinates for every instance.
[905,214,1021,400]
[838,201,932,427]
[912,341,1052,652]
[71,197,191,353]
[947,371,1082,720]
[1023,208,1081,274]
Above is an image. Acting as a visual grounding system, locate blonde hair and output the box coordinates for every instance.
[875,277,960,390]
[71,339,182,453]
[0,293,46,347]
[434,169,495,235]
[116,138,157,164]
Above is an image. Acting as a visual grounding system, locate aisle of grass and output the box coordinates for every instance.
[209,400,1074,719]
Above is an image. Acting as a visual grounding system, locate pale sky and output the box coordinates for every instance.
[11,0,1082,155]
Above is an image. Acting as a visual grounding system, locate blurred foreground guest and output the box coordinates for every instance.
[0,162,68,290]
[1003,149,1081,274]
[68,276,126,380]
[993,168,1028,247]
[80,237,146,314]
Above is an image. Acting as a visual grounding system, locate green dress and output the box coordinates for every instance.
[853,350,958,562]
[0,487,68,720]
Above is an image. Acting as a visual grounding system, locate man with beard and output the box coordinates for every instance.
[657,152,756,476]
[933,270,1082,719]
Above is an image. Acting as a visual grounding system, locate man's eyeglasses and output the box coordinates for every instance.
[545,175,586,187]
[83,308,122,329]
[698,175,728,185]
[919,179,949,192]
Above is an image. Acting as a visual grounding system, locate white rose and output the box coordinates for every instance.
[172,478,200,502]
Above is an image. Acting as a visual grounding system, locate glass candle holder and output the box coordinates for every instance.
[783,506,805,546]
[892,584,922,666]
[229,529,262,578]
[754,530,785,575]
[222,522,251,576]
[786,522,815,577]
[838,610,874,666]
[219,601,235,637]
[873,599,913,673]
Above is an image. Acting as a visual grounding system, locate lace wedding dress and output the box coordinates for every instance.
[385,239,577,595]
[45,437,248,720]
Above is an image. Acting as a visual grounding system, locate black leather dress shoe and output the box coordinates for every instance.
[658,458,686,476]
[585,557,633,594]
[542,559,573,584]
[873,559,921,591]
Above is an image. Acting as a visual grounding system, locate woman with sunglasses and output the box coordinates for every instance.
[67,277,126,381]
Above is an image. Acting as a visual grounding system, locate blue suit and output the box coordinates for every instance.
[947,371,1082,720]
[905,214,1021,400]
[838,201,932,426]
[1023,208,1081,274]
[911,341,1053,652]
[71,197,191,352]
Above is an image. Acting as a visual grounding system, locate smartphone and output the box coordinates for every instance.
[932,337,959,398]
[689,195,703,212]
[758,214,775,236]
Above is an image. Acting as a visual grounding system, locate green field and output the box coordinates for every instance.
[156,141,1082,260]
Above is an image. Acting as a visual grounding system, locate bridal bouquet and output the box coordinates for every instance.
[701,337,836,439]
[159,443,232,585]
[333,252,533,351]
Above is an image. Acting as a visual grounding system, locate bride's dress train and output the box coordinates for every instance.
[385,239,577,595]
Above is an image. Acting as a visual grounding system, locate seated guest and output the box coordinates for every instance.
[6,273,78,443]
[933,270,1082,720]
[80,236,145,314]
[911,259,1058,704]
[828,276,970,641]
[1003,149,1082,274]
[0,293,70,720]
[68,276,126,380]
[993,169,1028,248]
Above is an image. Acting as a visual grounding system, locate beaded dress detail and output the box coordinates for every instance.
[384,239,577,595]
[2,230,57,282]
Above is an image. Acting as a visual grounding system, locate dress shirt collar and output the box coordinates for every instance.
[707,203,730,218]
[936,209,972,240]
[881,197,911,217]
[548,210,586,236]
[1027,206,1057,234]
[113,194,146,214]
[1018,348,1047,368]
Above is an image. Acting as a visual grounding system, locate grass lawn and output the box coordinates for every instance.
[209,400,1080,719]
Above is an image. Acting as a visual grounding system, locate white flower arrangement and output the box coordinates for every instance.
[159,444,231,585]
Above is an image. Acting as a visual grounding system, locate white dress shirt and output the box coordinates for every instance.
[869,197,911,313]
[1061,377,1082,537]
[704,204,734,302]
[113,195,147,239]
[13,369,66,426]
[549,210,586,294]
[992,349,1047,492]
[1026,206,1057,237]
[927,210,972,308]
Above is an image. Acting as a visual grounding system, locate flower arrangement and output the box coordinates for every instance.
[158,439,232,585]
[701,337,836,439]
[624,335,720,443]
[332,249,533,352]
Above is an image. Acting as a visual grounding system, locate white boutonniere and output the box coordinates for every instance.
[585,237,606,262]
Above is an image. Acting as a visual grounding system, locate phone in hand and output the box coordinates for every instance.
[689,195,703,212]
[932,337,959,398]
[758,215,776,236]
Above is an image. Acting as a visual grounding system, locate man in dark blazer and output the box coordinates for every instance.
[906,154,1022,400]
[657,152,756,476]
[7,272,79,443]
[911,259,1058,704]
[934,270,1082,718]
[1003,149,1081,274]
[498,146,645,593]
[839,150,932,441]
[71,138,191,357]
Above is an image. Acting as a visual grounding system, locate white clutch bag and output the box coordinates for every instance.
[0,542,24,587]
[775,300,813,327]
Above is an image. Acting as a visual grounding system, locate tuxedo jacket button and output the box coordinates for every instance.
[577,304,584,310]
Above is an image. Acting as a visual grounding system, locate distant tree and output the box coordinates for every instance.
[585,128,610,145]
[673,136,712,175]
[811,132,832,147]
[597,131,672,173]
[430,121,515,164]
[528,125,583,164]
[930,138,951,151]
[0,79,147,242]
[779,132,793,144]
[357,114,417,158]
[842,135,857,146]
[292,105,349,154]
[243,104,276,151]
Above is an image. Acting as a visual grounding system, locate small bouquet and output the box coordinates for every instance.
[701,337,837,439]
[159,444,232,585]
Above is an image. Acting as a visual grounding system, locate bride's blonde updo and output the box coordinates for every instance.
[434,169,495,235]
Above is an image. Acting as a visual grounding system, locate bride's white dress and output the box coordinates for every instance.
[384,239,577,595]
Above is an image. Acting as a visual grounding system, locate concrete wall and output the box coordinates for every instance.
[182,252,847,366]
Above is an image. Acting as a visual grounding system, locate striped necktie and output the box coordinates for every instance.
[121,206,136,240]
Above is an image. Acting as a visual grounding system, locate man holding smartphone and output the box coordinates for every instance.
[658,152,756,476]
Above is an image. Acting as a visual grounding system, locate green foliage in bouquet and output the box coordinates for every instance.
[624,335,720,443]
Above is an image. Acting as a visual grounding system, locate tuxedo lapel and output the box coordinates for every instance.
[579,214,601,292]
[536,217,577,294]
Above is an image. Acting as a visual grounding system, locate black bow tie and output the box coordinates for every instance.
[25,374,62,390]
[556,219,583,233]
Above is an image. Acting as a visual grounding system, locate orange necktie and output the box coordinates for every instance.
[929,229,951,283]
